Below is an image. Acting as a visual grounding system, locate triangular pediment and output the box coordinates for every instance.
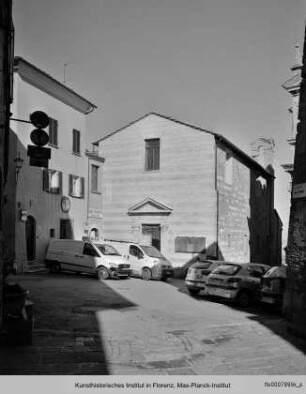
[128,197,172,216]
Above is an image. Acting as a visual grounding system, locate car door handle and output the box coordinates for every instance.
[75,254,84,258]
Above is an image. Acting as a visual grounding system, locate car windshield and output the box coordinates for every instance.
[139,245,164,258]
[212,264,241,276]
[195,262,212,269]
[96,244,121,256]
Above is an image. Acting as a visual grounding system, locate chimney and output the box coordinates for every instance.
[251,137,275,175]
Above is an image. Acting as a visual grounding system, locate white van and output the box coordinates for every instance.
[104,240,174,281]
[45,239,131,280]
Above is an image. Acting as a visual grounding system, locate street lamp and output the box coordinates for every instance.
[14,153,24,185]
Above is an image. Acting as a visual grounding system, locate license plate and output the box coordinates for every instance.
[208,287,232,298]
[262,296,275,304]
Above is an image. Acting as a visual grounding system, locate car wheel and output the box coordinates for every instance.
[51,262,61,274]
[237,291,251,307]
[97,267,109,280]
[188,288,200,296]
[141,268,152,281]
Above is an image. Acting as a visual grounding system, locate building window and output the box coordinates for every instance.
[48,118,58,147]
[89,228,99,241]
[72,129,81,155]
[91,165,99,192]
[50,229,55,238]
[145,138,160,171]
[43,169,62,194]
[225,153,233,185]
[69,174,85,198]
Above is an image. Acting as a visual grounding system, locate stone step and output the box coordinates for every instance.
[24,261,48,274]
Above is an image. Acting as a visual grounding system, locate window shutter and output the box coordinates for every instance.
[59,171,63,194]
[72,130,76,153]
[81,177,85,198]
[69,174,73,196]
[77,131,80,154]
[42,169,49,191]
[54,119,58,146]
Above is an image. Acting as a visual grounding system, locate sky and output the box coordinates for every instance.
[13,0,306,245]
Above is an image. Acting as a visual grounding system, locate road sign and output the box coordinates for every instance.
[29,111,50,128]
[30,129,49,146]
[27,145,51,168]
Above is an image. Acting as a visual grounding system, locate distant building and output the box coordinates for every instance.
[95,112,281,268]
[85,142,105,241]
[281,44,303,188]
[4,57,103,272]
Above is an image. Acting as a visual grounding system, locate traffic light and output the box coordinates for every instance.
[27,111,51,168]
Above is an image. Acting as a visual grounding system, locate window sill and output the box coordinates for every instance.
[49,143,59,149]
[44,190,61,195]
[91,190,101,195]
[68,194,84,199]
[72,152,82,157]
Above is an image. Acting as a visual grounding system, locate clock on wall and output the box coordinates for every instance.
[61,196,71,213]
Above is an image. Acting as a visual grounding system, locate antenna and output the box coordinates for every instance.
[63,60,74,85]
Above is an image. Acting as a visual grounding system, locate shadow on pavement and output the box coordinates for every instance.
[247,313,306,355]
[166,278,306,355]
[0,272,137,375]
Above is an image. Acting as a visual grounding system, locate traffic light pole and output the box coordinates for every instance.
[10,117,32,124]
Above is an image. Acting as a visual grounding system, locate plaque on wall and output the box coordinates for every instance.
[61,196,71,213]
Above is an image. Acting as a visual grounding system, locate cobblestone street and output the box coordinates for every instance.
[1,272,306,375]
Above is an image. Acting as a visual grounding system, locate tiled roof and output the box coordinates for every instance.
[14,56,97,114]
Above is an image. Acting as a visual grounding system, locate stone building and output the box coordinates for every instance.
[281,44,303,187]
[0,0,14,327]
[283,25,306,338]
[95,112,281,267]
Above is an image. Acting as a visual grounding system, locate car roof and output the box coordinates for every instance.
[216,262,268,266]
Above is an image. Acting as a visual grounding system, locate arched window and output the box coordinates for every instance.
[89,228,99,241]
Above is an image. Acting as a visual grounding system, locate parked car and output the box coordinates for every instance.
[45,239,131,280]
[205,262,270,307]
[104,240,174,281]
[260,265,287,309]
[185,260,225,296]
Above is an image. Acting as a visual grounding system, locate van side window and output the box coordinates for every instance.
[83,243,99,257]
[129,245,143,258]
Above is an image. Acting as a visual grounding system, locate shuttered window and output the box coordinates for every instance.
[68,174,85,198]
[48,118,58,147]
[72,129,81,155]
[43,169,62,194]
[145,139,160,171]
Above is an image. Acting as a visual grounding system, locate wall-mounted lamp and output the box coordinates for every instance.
[14,153,24,185]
